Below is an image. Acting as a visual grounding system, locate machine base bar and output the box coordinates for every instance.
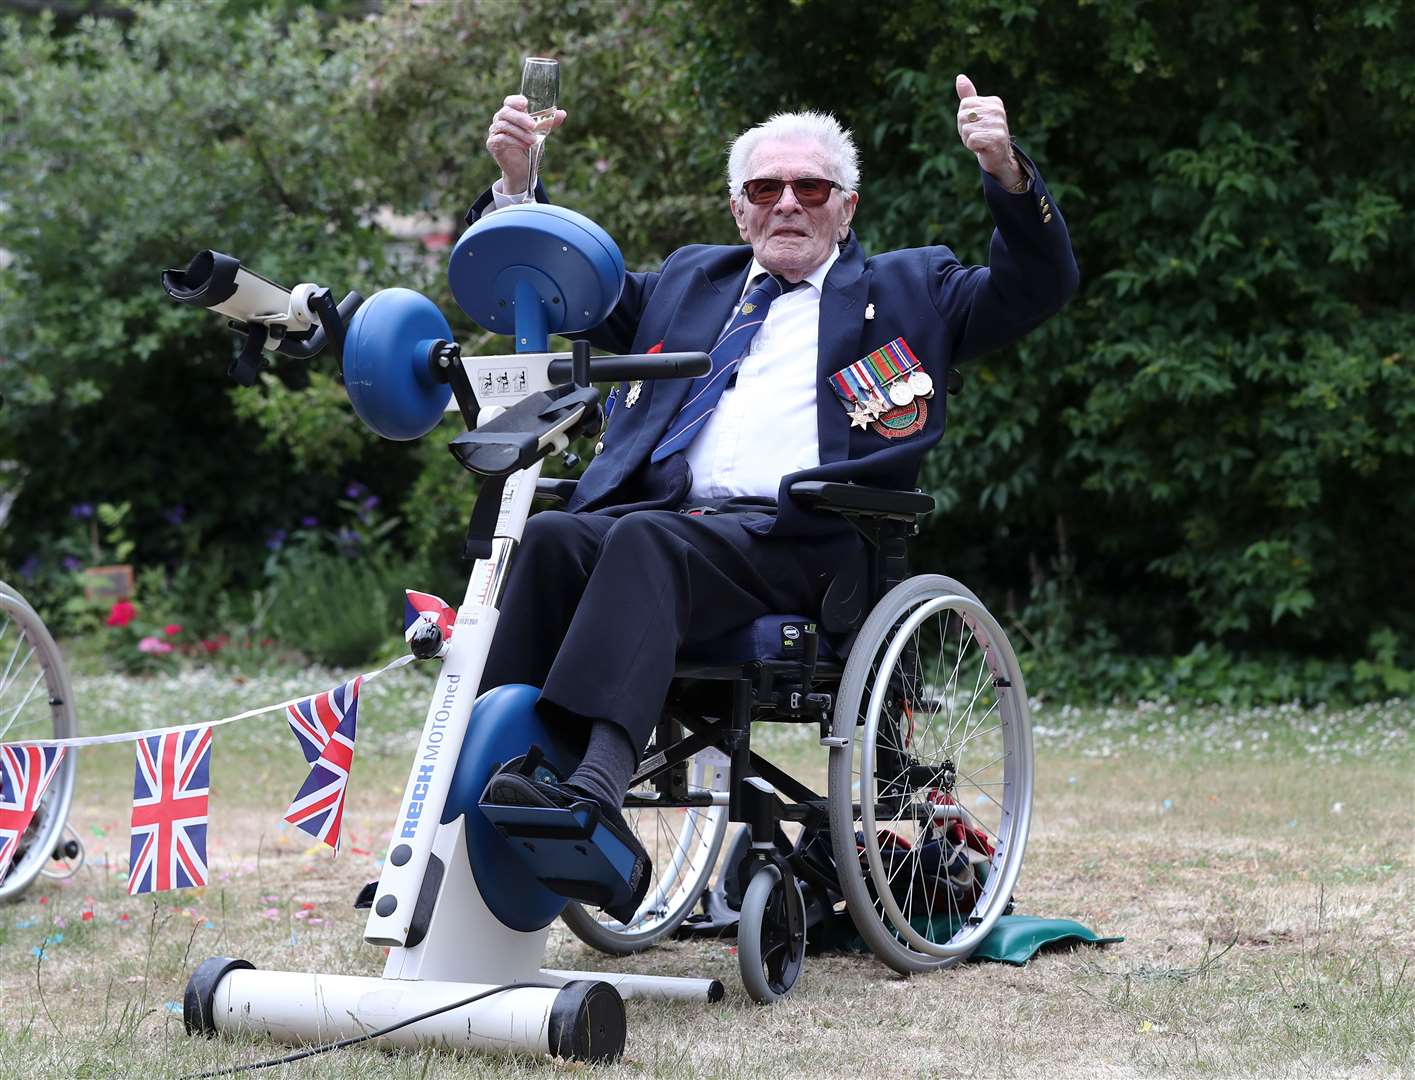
[187,961,625,1062]
[541,968,725,1002]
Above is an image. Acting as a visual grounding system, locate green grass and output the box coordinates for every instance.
[0,670,1411,1078]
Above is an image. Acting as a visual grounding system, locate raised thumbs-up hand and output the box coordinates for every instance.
[955,74,1025,190]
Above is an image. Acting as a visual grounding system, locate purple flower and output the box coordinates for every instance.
[265,528,287,552]
[300,516,320,529]
[162,505,187,526]
[62,556,82,572]
[344,481,369,501]
[360,495,380,515]
[334,527,361,554]
[17,555,40,580]
[69,503,94,520]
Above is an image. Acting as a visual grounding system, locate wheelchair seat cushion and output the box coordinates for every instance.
[678,615,840,667]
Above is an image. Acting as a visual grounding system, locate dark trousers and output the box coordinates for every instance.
[480,508,859,754]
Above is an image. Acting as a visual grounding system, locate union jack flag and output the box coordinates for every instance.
[128,727,211,895]
[284,678,360,850]
[285,676,361,765]
[404,590,455,642]
[0,744,67,881]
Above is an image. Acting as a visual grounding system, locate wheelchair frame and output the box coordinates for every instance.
[548,479,1035,998]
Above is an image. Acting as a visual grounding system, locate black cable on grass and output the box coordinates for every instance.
[181,981,559,1078]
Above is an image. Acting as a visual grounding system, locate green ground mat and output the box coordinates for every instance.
[810,913,1123,965]
[971,915,1124,965]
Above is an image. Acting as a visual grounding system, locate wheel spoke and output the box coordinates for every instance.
[0,667,47,742]
[832,583,1032,968]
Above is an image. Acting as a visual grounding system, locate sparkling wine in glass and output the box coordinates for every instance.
[521,56,559,195]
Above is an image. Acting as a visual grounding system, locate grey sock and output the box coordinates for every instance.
[566,721,638,809]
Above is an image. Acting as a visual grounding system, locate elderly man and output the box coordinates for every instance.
[471,76,1078,920]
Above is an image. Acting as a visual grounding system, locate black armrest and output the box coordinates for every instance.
[535,478,579,507]
[788,481,934,520]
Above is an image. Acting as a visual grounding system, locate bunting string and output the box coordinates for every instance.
[0,588,453,894]
[0,653,413,750]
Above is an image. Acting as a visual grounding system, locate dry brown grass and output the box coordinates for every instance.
[0,673,1410,1078]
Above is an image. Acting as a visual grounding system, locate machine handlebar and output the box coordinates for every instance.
[546,352,710,384]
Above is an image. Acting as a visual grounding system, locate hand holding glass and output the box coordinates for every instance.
[521,57,559,197]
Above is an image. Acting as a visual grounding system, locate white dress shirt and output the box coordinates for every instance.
[490,181,831,501]
[682,253,833,500]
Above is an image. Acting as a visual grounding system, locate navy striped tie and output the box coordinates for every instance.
[651,274,796,462]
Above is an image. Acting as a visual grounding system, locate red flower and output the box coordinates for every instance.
[164,623,183,637]
[106,600,136,628]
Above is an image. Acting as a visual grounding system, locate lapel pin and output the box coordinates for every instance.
[864,303,875,320]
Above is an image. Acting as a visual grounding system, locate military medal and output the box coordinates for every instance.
[831,337,931,438]
[857,337,928,408]
[624,380,643,408]
[829,366,874,428]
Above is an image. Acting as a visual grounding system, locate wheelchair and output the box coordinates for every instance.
[541,475,1034,1001]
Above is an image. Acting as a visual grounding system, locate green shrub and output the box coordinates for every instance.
[668,0,1415,684]
[256,492,421,667]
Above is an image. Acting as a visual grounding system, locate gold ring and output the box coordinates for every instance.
[967,110,980,123]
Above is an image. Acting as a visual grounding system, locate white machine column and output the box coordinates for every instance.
[364,465,541,948]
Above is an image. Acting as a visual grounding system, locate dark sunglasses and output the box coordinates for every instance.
[740,176,844,207]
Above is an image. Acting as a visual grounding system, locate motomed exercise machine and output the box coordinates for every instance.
[161,201,1035,1063]
[163,205,727,1062]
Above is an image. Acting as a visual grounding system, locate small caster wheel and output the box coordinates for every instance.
[737,862,805,1003]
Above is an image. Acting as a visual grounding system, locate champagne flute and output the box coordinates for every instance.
[521,56,559,196]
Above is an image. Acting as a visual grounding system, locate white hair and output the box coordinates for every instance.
[725,111,860,198]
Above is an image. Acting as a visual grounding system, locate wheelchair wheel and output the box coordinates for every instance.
[737,862,805,1004]
[560,745,730,953]
[827,575,1033,974]
[0,584,79,902]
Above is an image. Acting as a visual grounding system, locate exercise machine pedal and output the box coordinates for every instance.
[479,797,638,911]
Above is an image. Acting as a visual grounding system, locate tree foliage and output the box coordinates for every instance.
[1,0,1411,688]
[0,2,401,588]
[665,0,1415,668]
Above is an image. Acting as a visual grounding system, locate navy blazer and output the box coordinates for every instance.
[466,152,1079,539]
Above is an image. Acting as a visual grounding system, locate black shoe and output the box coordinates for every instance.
[481,766,651,925]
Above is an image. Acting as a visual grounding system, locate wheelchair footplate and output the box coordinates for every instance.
[479,796,639,911]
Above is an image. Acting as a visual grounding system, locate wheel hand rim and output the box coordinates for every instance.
[858,594,1030,958]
